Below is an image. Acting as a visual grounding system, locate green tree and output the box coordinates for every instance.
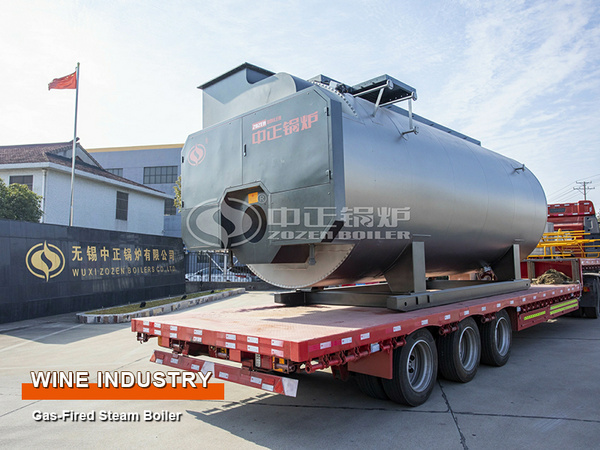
[0,178,43,222]
[173,175,182,212]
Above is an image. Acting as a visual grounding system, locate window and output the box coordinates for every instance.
[9,175,33,190]
[106,168,123,177]
[164,198,177,216]
[116,191,128,221]
[143,166,178,184]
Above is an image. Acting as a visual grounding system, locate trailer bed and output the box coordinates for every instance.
[133,284,580,363]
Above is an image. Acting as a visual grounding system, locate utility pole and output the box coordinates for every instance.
[574,181,594,200]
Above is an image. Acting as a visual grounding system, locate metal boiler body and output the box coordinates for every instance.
[181,64,547,289]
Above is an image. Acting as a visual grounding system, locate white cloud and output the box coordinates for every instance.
[0,0,599,206]
[413,0,600,206]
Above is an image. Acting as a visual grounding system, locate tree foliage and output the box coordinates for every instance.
[0,178,43,222]
[173,175,182,212]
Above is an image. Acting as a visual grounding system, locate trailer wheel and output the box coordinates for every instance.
[438,317,481,382]
[480,309,512,366]
[355,373,388,400]
[381,329,437,406]
[583,277,600,319]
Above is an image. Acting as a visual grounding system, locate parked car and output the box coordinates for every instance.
[229,266,261,282]
[186,267,254,282]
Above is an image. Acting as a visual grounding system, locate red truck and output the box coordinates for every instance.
[133,278,591,406]
[133,226,599,406]
[133,66,600,406]
[133,197,600,406]
[524,200,600,318]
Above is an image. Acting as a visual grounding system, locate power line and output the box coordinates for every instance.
[553,191,579,202]
[548,183,577,197]
[547,173,600,197]
[550,193,580,205]
[573,181,595,200]
[550,186,576,199]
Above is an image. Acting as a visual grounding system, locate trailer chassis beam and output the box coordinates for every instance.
[276,243,528,311]
[275,279,531,311]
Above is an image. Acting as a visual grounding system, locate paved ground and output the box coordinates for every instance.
[1,291,599,449]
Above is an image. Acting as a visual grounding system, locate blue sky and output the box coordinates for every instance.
[1,0,599,206]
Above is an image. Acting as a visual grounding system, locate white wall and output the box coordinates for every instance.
[45,169,165,235]
[1,165,166,235]
[0,168,44,195]
[43,170,71,225]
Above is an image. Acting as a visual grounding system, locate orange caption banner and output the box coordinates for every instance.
[22,384,224,400]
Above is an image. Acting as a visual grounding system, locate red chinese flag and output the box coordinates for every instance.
[48,72,77,90]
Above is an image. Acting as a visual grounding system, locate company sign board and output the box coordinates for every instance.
[0,219,185,324]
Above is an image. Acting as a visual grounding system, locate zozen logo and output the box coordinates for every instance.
[187,144,206,166]
[26,241,65,282]
[185,198,265,248]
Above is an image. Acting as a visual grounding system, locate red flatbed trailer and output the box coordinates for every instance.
[132,283,581,404]
[523,255,600,318]
[547,200,596,232]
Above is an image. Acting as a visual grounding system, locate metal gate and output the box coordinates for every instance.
[185,250,258,283]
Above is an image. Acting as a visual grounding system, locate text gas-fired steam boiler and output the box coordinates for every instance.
[181,63,547,308]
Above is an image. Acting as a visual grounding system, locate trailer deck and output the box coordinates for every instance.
[132,284,580,398]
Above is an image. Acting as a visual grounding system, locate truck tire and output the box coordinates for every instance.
[355,373,388,400]
[583,277,600,319]
[381,329,437,406]
[480,309,512,366]
[438,317,481,382]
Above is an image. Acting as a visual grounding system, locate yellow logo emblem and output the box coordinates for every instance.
[26,241,65,282]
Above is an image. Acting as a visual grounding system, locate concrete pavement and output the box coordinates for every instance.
[1,292,599,449]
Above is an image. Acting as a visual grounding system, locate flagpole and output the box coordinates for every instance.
[68,62,80,227]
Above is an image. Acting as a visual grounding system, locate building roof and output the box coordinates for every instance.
[0,141,165,195]
[88,143,183,153]
[0,141,85,164]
